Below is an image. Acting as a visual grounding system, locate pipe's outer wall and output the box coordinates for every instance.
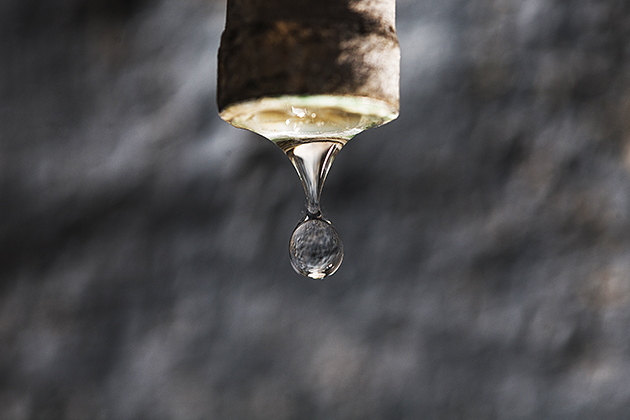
[217,0,400,113]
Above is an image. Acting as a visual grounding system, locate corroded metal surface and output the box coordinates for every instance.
[217,0,400,113]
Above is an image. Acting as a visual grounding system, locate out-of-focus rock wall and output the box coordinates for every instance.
[2,0,630,418]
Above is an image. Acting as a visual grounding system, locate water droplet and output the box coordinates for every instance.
[276,139,345,279]
[289,217,343,279]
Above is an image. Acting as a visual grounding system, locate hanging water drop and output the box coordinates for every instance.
[219,97,397,279]
[290,217,343,279]
[279,139,345,279]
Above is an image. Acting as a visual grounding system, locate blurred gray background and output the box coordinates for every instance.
[2,0,630,419]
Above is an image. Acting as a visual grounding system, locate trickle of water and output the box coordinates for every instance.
[220,96,398,279]
[279,140,345,279]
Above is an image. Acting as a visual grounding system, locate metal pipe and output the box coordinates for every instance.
[217,0,400,118]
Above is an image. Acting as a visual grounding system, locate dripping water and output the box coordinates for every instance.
[277,139,344,279]
[220,96,398,279]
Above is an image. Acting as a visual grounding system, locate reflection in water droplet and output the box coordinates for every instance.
[289,218,343,279]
